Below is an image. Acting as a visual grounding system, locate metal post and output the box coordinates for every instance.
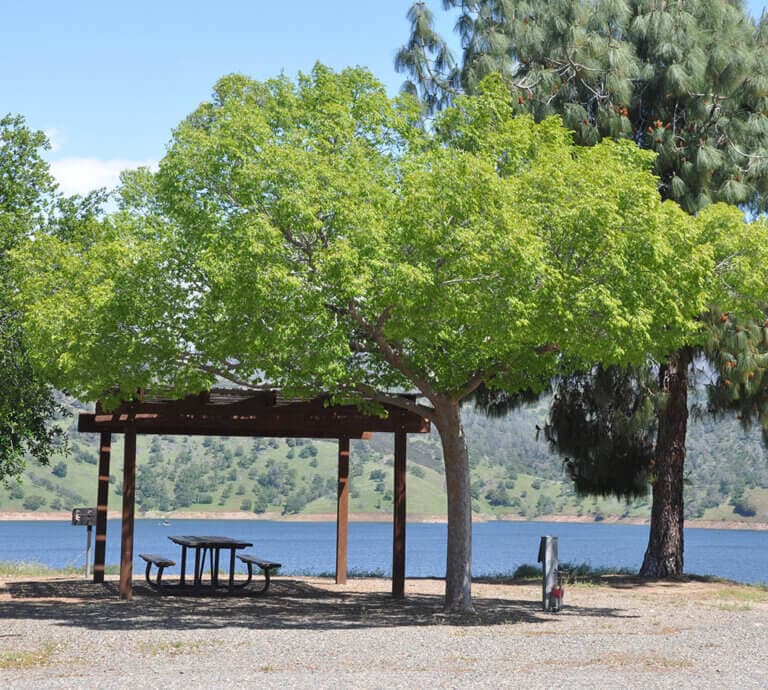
[85,525,92,579]
[72,507,97,579]
[537,535,558,611]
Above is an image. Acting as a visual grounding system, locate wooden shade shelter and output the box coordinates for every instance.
[77,389,430,599]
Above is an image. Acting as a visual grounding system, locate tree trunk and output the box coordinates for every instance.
[640,348,690,577]
[433,399,474,612]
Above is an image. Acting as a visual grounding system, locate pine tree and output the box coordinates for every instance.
[545,364,659,499]
[706,308,768,444]
[397,0,768,576]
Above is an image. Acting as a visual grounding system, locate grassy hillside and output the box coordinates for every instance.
[1,395,767,524]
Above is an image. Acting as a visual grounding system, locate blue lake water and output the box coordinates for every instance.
[0,519,766,584]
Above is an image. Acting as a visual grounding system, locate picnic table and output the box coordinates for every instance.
[139,535,282,594]
[169,535,253,590]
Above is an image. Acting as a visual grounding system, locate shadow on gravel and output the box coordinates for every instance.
[2,578,634,632]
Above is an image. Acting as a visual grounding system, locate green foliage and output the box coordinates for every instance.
[395,2,461,113]
[0,115,68,483]
[400,0,768,213]
[512,563,542,579]
[298,444,318,459]
[485,483,512,506]
[558,561,639,580]
[0,561,84,577]
[409,464,426,479]
[0,115,55,231]
[17,66,709,406]
[546,364,658,499]
[731,493,757,517]
[22,494,46,511]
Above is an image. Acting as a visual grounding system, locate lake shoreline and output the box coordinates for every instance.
[1,509,766,531]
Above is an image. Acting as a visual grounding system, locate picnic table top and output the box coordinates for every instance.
[168,535,253,549]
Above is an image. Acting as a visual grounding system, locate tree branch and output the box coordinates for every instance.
[346,300,439,400]
[441,273,499,286]
[354,383,437,421]
[178,355,271,390]
[457,369,486,401]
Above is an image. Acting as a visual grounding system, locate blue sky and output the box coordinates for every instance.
[2,1,766,196]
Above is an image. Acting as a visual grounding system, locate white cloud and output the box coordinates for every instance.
[50,157,158,196]
[43,128,65,153]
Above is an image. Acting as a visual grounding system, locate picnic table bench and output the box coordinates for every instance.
[237,553,282,594]
[139,553,176,589]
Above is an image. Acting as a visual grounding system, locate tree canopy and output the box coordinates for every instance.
[0,115,68,483]
[14,66,728,609]
[17,71,707,399]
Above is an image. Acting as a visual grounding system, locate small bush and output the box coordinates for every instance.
[409,465,426,479]
[22,495,47,511]
[486,485,512,507]
[731,496,757,517]
[299,445,318,458]
[513,563,541,579]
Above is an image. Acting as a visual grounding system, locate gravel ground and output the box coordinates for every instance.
[1,575,766,689]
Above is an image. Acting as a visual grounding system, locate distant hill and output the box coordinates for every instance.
[1,394,767,525]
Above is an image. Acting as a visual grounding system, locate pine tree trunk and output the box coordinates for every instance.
[434,399,474,612]
[640,348,690,577]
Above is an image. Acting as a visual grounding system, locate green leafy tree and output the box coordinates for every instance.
[0,115,68,484]
[485,483,512,507]
[16,67,713,610]
[399,0,768,577]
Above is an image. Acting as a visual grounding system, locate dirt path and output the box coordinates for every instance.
[1,575,766,688]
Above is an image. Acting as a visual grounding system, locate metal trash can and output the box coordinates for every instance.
[537,535,563,612]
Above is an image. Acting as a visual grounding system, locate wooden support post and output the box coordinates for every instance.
[93,432,111,583]
[335,437,350,585]
[119,424,137,600]
[392,430,407,598]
